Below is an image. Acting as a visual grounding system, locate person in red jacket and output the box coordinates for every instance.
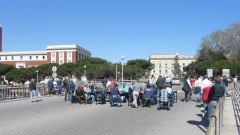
[200,76,213,118]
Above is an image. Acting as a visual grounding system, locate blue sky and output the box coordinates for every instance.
[0,0,239,63]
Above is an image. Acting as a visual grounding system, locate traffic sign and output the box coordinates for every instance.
[52,66,57,72]
[52,72,57,78]
[207,69,213,77]
[222,69,230,77]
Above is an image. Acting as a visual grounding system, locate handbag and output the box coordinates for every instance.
[182,85,190,93]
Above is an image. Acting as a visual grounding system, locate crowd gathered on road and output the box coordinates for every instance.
[28,73,237,127]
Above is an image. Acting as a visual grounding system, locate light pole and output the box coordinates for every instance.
[84,65,86,77]
[115,61,118,80]
[121,56,124,85]
[36,70,39,84]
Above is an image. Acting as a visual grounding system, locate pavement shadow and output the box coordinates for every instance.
[187,120,208,133]
[195,104,202,108]
[35,99,43,102]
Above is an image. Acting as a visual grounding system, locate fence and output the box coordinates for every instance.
[0,84,48,101]
[206,96,225,135]
[231,82,240,134]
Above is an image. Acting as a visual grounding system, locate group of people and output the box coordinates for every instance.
[182,74,232,125]
[100,76,175,110]
[43,75,175,111]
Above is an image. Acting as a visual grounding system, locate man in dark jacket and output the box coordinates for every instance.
[68,79,75,103]
[29,78,37,102]
[207,77,225,124]
[109,84,122,107]
[47,78,54,96]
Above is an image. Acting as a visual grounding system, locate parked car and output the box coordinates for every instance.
[171,77,181,85]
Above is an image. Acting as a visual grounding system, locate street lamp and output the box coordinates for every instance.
[121,56,124,85]
[115,61,118,79]
[36,70,39,84]
[84,65,86,77]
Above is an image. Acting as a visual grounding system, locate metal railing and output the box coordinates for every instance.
[231,82,240,133]
[0,84,48,101]
[206,96,225,135]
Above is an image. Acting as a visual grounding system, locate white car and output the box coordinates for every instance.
[171,77,181,85]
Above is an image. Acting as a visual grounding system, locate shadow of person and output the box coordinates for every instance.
[35,99,43,102]
[187,120,208,133]
[195,104,202,108]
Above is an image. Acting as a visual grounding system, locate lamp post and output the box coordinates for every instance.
[36,70,39,84]
[115,61,118,79]
[84,65,86,77]
[121,56,124,85]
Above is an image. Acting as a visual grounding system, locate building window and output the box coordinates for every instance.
[153,69,155,73]
[183,63,185,67]
[51,61,56,63]
[51,52,56,59]
[20,56,23,60]
[165,63,168,68]
[153,63,155,68]
[159,63,161,68]
[43,56,45,59]
[59,52,64,59]
[159,69,162,74]
[171,63,174,68]
[67,60,72,63]
[36,56,38,60]
[30,56,32,60]
[0,57,1,60]
[11,56,14,60]
[59,60,64,65]
[165,69,168,74]
[5,57,7,60]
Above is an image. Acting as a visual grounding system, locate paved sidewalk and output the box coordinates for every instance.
[221,96,239,135]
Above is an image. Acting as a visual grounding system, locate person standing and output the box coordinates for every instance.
[207,77,225,124]
[182,75,192,102]
[101,78,107,89]
[148,75,156,87]
[156,76,165,90]
[56,77,63,97]
[222,76,231,97]
[29,78,37,102]
[63,76,69,101]
[131,79,142,108]
[68,79,75,103]
[47,78,54,96]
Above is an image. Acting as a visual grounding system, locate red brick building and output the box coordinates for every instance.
[0,45,91,68]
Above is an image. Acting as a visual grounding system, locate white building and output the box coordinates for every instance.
[149,54,195,78]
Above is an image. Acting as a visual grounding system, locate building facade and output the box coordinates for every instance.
[0,45,91,68]
[149,54,195,78]
[0,24,2,52]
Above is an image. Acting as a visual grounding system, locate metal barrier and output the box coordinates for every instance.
[206,96,225,135]
[231,82,240,133]
[0,84,48,101]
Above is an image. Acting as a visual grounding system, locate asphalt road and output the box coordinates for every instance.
[0,85,207,135]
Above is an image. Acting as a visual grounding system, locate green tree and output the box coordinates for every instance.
[0,64,14,76]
